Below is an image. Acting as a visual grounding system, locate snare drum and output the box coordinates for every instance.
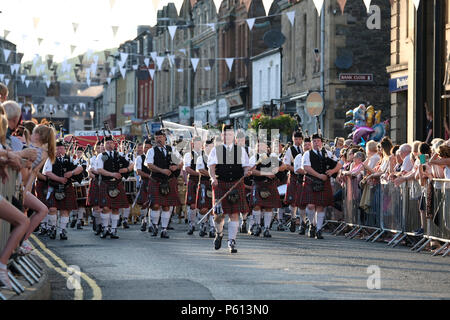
[73,180,89,206]
[124,178,137,203]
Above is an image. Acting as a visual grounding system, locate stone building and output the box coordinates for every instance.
[280,0,391,139]
[0,36,20,100]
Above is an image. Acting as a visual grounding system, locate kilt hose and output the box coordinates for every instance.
[47,184,78,211]
[34,179,49,207]
[149,177,181,207]
[252,180,282,209]
[185,176,200,206]
[284,173,302,205]
[98,180,129,209]
[86,178,100,207]
[299,178,334,208]
[196,179,213,209]
[136,178,151,208]
[213,180,249,215]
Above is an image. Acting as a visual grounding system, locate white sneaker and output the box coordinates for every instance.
[22,240,34,252]
[0,267,12,290]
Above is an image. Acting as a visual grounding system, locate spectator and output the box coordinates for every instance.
[334,137,345,158]
[0,83,8,103]
[342,151,365,178]
[362,140,380,174]
[344,139,353,148]
[365,136,393,182]
[399,143,413,173]
[3,101,24,151]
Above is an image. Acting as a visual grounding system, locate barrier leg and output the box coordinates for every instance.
[331,222,344,235]
[20,256,41,278]
[410,237,427,251]
[345,226,359,238]
[432,242,449,256]
[442,246,450,257]
[27,254,43,271]
[16,257,39,283]
[0,292,6,300]
[366,229,380,242]
[387,232,402,246]
[10,260,34,286]
[392,234,408,248]
[371,230,385,243]
[349,227,363,239]
[415,238,431,253]
[335,224,348,236]
[8,271,24,294]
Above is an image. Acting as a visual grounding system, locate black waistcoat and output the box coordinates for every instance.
[309,149,328,175]
[215,145,244,182]
[140,154,151,175]
[152,145,172,180]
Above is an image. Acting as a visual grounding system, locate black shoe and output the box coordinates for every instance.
[95,225,102,236]
[254,225,262,237]
[240,220,247,233]
[209,231,215,238]
[214,233,223,250]
[228,239,237,253]
[298,221,307,235]
[263,228,272,238]
[315,229,323,239]
[38,227,48,236]
[110,229,119,239]
[60,229,68,240]
[122,221,129,229]
[199,225,207,237]
[167,224,174,230]
[248,224,255,236]
[308,225,316,238]
[277,223,286,231]
[187,225,194,235]
[141,221,147,232]
[151,224,158,237]
[117,216,122,227]
[289,219,296,232]
[160,230,170,239]
[76,222,83,230]
[100,227,109,239]
[70,218,77,229]
[49,227,56,240]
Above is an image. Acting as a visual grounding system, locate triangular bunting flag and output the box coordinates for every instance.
[337,0,347,14]
[168,26,177,40]
[33,55,39,66]
[107,77,111,84]
[3,49,11,62]
[33,17,40,29]
[4,79,10,86]
[118,59,126,68]
[64,104,68,111]
[173,0,184,15]
[191,58,200,72]
[120,52,129,63]
[37,38,43,46]
[177,69,183,73]
[168,55,175,66]
[225,58,234,72]
[144,58,150,67]
[208,59,215,68]
[111,66,117,75]
[246,18,256,31]
[132,64,138,70]
[262,0,273,15]
[156,56,165,70]
[120,67,126,79]
[112,26,119,37]
[72,22,79,33]
[149,69,155,79]
[150,52,157,61]
[71,45,76,54]
[25,80,30,88]
[312,0,324,16]
[3,30,10,39]
[363,0,371,13]
[206,23,215,31]
[413,0,420,10]
[109,0,116,8]
[0,74,4,81]
[46,80,51,88]
[204,66,211,71]
[213,0,222,14]
[179,49,186,55]
[21,75,26,83]
[286,11,295,26]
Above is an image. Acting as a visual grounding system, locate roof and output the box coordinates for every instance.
[77,85,103,98]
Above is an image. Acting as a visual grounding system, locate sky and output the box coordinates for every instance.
[0,0,163,63]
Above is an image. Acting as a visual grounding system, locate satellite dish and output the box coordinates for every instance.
[263,29,286,48]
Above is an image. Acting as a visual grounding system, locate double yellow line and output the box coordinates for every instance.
[29,234,102,300]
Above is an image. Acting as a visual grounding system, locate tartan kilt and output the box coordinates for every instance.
[98,180,129,209]
[299,178,334,207]
[47,185,78,211]
[136,178,151,207]
[213,180,249,215]
[34,179,49,206]
[86,178,100,207]
[196,179,213,209]
[149,177,181,207]
[185,177,199,205]
[252,180,282,209]
[284,173,302,205]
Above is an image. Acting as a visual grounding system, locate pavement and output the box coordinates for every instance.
[23,219,450,300]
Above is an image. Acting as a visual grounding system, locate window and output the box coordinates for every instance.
[267,66,271,101]
[302,13,306,77]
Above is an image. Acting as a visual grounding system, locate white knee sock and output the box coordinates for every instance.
[188,208,197,226]
[59,216,69,232]
[247,214,254,228]
[150,210,161,226]
[291,206,297,219]
[160,211,171,230]
[209,215,215,231]
[253,210,261,225]
[123,207,130,219]
[316,212,325,231]
[306,208,315,226]
[140,209,148,223]
[41,214,49,227]
[78,208,85,220]
[228,221,239,241]
[264,211,272,229]
[110,214,120,230]
[215,219,225,235]
[48,214,57,227]
[93,210,102,227]
[277,207,284,221]
[101,213,111,228]
[299,209,306,223]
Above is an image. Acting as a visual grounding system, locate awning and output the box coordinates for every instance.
[229,111,246,119]
[290,91,309,101]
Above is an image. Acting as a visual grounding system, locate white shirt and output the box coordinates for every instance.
[145,145,182,165]
[207,144,249,167]
[367,154,381,170]
[283,145,302,165]
[401,154,414,172]
[248,153,278,167]
[134,154,144,171]
[88,155,97,171]
[96,150,117,170]
[294,153,304,172]
[302,149,334,167]
[43,156,76,174]
[196,153,209,171]
[183,150,201,170]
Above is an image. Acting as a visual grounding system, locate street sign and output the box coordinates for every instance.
[305,92,324,117]
[339,73,373,82]
[75,130,121,136]
[179,106,191,120]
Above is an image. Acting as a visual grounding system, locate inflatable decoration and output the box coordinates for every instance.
[344,104,388,145]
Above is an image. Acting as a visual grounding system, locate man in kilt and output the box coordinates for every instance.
[183,136,203,235]
[195,138,216,238]
[300,133,341,239]
[135,140,152,231]
[283,130,304,232]
[236,130,252,234]
[43,140,83,240]
[145,130,183,239]
[294,136,312,235]
[96,136,132,239]
[274,143,289,231]
[71,147,89,230]
[87,141,104,234]
[208,125,251,253]
[248,139,283,238]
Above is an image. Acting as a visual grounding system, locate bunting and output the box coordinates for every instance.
[72,23,79,33]
[312,0,324,16]
[168,26,177,40]
[144,58,150,67]
[112,26,119,37]
[191,58,200,72]
[4,79,10,86]
[286,11,295,26]
[246,18,256,31]
[337,0,347,14]
[3,49,11,62]
[149,69,155,79]
[413,0,420,10]
[156,56,165,70]
[213,0,222,14]
[3,30,10,39]
[363,0,371,13]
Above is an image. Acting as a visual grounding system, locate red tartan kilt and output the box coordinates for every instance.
[284,174,302,205]
[196,179,213,209]
[299,179,334,207]
[213,180,249,215]
[47,185,78,211]
[185,177,199,205]
[86,178,100,207]
[252,180,282,209]
[136,178,151,206]
[98,180,129,209]
[149,177,181,207]
[34,180,48,206]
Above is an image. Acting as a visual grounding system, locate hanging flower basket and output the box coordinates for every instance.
[248,113,297,137]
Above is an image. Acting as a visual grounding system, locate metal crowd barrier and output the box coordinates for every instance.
[335,175,450,257]
[0,167,20,253]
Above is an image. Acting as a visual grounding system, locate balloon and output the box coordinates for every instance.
[366,105,375,127]
[375,110,382,124]
[344,119,355,128]
[369,123,386,141]
[353,126,374,145]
